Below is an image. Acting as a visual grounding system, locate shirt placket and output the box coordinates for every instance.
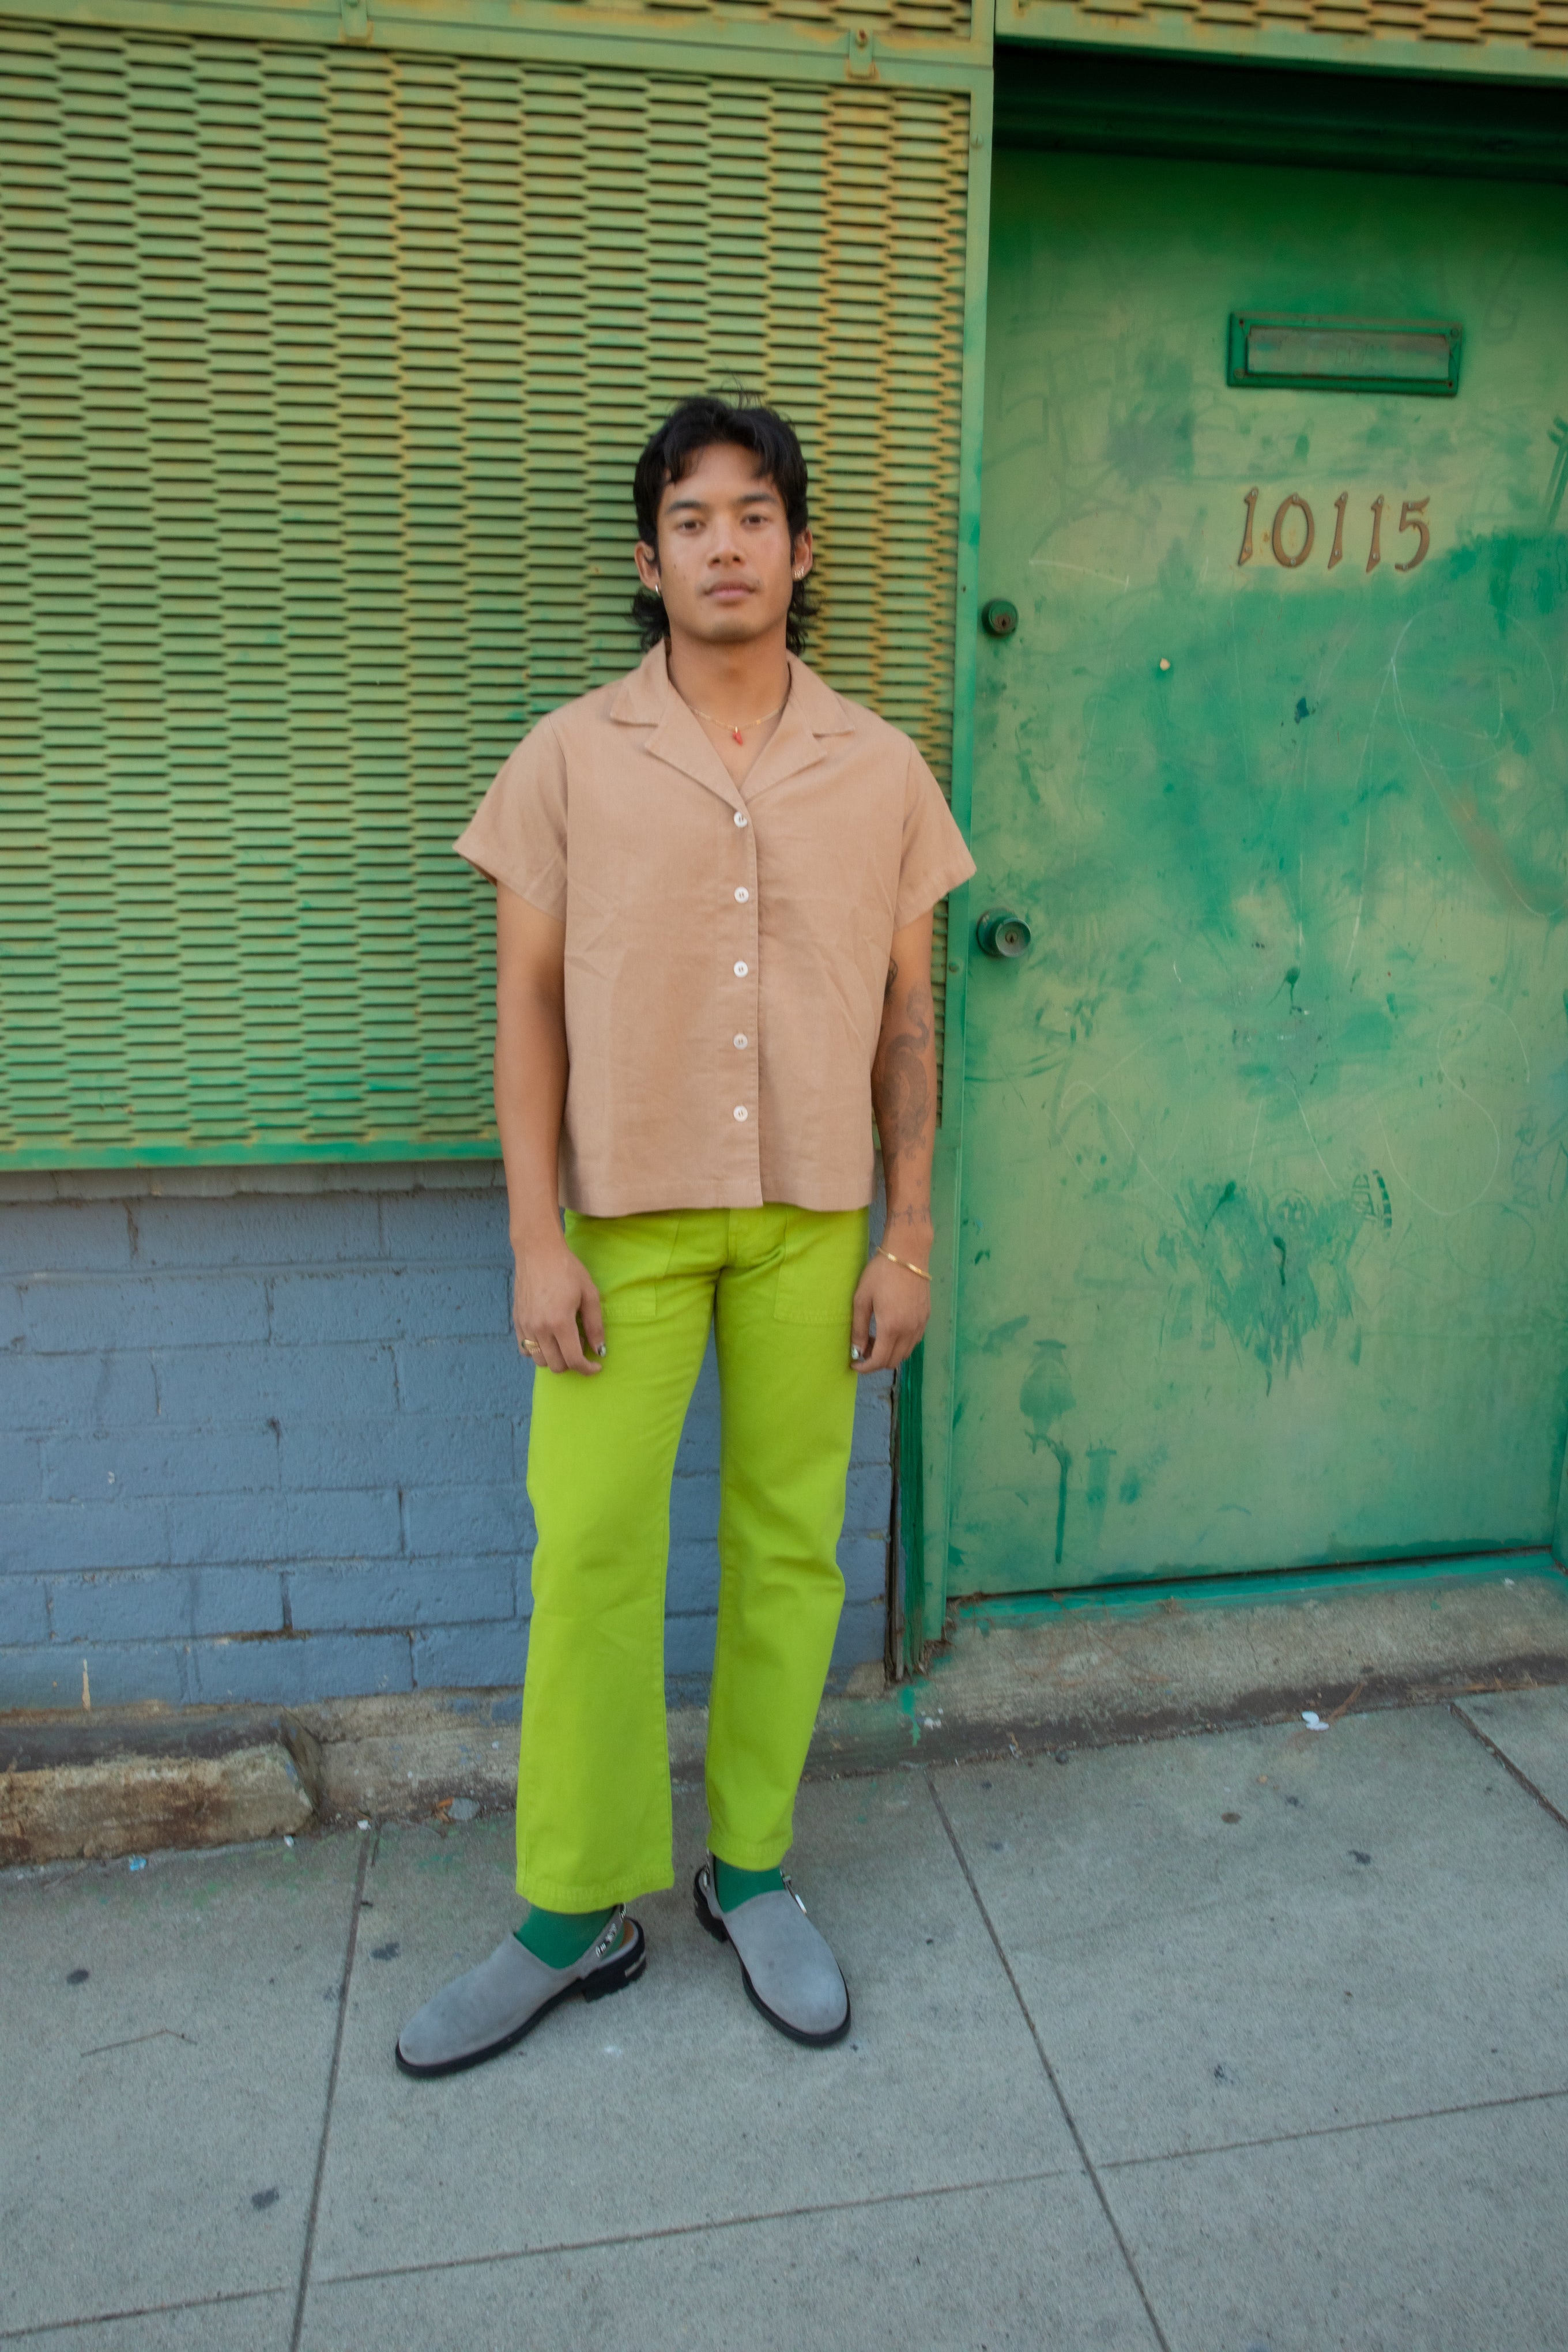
[728,802,760,1190]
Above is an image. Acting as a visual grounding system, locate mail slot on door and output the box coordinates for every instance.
[1227,313,1463,397]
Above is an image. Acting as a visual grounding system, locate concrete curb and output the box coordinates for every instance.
[5,1562,1567,1864]
[827,1556,1568,1769]
[1,1709,319,1864]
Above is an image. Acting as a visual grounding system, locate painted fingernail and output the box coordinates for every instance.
[597,1344,608,1358]
[850,1346,863,1362]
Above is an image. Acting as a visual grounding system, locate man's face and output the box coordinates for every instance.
[635,440,812,646]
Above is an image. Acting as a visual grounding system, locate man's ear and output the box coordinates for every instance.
[791,529,814,580]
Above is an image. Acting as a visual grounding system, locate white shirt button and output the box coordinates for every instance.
[734,811,748,827]
[733,1105,748,1121]
[734,887,749,903]
[733,960,748,977]
[734,1033,748,1049]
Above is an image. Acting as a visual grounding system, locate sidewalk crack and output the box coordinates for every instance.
[925,1770,1174,2352]
[289,1831,372,2352]
[0,2286,282,2345]
[1103,2081,1568,2173]
[314,2166,1085,2293]
[1450,1700,1568,1836]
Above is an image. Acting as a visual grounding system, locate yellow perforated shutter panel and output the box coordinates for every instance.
[0,22,970,1163]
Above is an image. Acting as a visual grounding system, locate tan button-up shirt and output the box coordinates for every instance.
[454,644,976,1216]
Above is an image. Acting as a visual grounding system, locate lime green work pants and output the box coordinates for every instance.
[515,1201,870,1910]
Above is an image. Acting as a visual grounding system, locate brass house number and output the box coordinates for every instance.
[1237,489,1430,574]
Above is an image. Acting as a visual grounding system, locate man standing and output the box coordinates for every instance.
[397,395,974,2075]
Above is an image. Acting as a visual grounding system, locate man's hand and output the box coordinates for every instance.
[514,1238,606,1375]
[849,1250,930,1375]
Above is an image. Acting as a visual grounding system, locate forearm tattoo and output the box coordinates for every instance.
[875,977,933,1158]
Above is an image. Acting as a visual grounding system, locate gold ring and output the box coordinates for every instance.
[521,1340,542,1356]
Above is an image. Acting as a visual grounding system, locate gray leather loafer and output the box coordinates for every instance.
[395,1908,645,2078]
[694,1862,850,2047]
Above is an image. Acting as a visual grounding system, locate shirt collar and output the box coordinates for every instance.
[610,643,853,810]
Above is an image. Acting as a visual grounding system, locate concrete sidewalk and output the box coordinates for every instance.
[5,1689,1567,2351]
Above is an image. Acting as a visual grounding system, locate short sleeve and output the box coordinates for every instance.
[453,717,568,921]
[893,742,977,929]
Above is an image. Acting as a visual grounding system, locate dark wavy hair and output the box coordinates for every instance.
[631,394,817,653]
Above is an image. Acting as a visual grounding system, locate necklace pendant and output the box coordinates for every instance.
[732,726,744,744]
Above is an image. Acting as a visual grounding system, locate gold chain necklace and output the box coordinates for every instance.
[685,698,787,745]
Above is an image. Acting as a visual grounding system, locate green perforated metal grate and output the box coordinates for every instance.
[0,22,971,1163]
[1000,0,1568,65]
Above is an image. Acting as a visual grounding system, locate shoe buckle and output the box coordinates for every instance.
[782,1873,808,1916]
[591,1905,625,1961]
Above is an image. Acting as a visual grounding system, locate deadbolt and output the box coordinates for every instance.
[977,907,1032,959]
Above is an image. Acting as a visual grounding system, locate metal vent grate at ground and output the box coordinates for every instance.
[0,24,970,1163]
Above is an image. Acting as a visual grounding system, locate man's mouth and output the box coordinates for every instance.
[706,582,754,601]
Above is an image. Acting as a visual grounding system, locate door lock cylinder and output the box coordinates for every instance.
[976,907,1032,959]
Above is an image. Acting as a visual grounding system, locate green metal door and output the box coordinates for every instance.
[952,148,1568,1594]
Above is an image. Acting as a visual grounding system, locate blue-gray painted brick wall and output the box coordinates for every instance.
[0,1170,894,1711]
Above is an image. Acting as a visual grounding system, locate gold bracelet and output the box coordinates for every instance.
[877,1245,932,1281]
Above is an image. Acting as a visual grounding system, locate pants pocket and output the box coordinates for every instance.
[564,1209,682,1323]
[771,1205,869,1326]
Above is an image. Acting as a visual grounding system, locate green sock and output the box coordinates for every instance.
[714,1856,785,1910]
[515,1904,615,1970]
